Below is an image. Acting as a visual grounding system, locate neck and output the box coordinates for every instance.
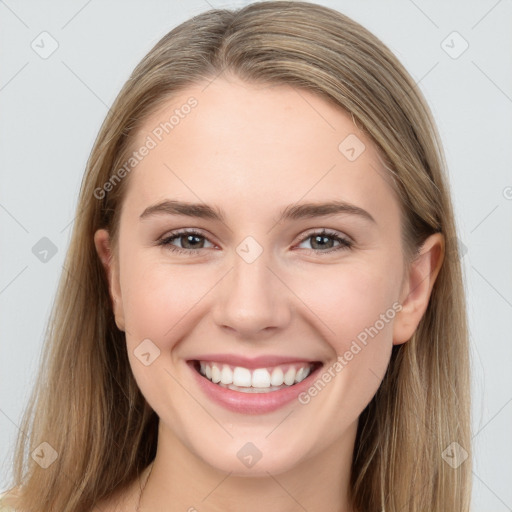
[140,420,357,512]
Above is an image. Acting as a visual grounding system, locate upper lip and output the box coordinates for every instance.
[188,353,321,369]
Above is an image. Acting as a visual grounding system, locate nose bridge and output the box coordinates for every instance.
[212,242,290,336]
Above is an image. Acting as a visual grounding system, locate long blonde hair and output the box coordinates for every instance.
[5,2,471,510]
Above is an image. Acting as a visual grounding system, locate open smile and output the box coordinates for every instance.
[188,358,323,414]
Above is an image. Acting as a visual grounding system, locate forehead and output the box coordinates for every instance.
[123,77,397,220]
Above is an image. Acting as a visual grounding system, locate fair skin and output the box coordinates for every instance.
[93,76,443,512]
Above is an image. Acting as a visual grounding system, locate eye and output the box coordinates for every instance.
[157,228,353,256]
[157,229,215,255]
[295,229,353,254]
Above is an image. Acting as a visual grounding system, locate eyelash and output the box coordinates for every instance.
[157,228,353,256]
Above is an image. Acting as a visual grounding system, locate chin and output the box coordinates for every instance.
[191,434,312,477]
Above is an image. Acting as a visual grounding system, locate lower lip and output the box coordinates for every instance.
[188,361,322,415]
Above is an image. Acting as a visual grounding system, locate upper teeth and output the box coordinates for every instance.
[199,361,313,388]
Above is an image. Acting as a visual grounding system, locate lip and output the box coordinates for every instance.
[187,358,323,415]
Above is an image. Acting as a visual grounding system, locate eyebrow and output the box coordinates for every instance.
[139,199,376,224]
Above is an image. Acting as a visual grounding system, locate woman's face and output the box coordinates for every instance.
[96,76,417,476]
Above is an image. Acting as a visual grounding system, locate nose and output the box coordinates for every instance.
[211,249,292,339]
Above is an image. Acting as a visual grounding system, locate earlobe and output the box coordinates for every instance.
[393,233,444,345]
[93,229,125,331]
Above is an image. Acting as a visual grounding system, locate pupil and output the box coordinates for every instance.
[183,234,203,249]
[312,235,333,250]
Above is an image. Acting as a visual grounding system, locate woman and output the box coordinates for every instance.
[1,2,472,510]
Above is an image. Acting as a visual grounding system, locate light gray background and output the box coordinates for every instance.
[1,1,511,510]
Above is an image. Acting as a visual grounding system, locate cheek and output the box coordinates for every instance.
[289,259,400,400]
[119,250,218,348]
[293,259,401,343]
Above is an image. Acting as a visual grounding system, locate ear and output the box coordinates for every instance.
[393,233,444,345]
[94,229,125,332]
